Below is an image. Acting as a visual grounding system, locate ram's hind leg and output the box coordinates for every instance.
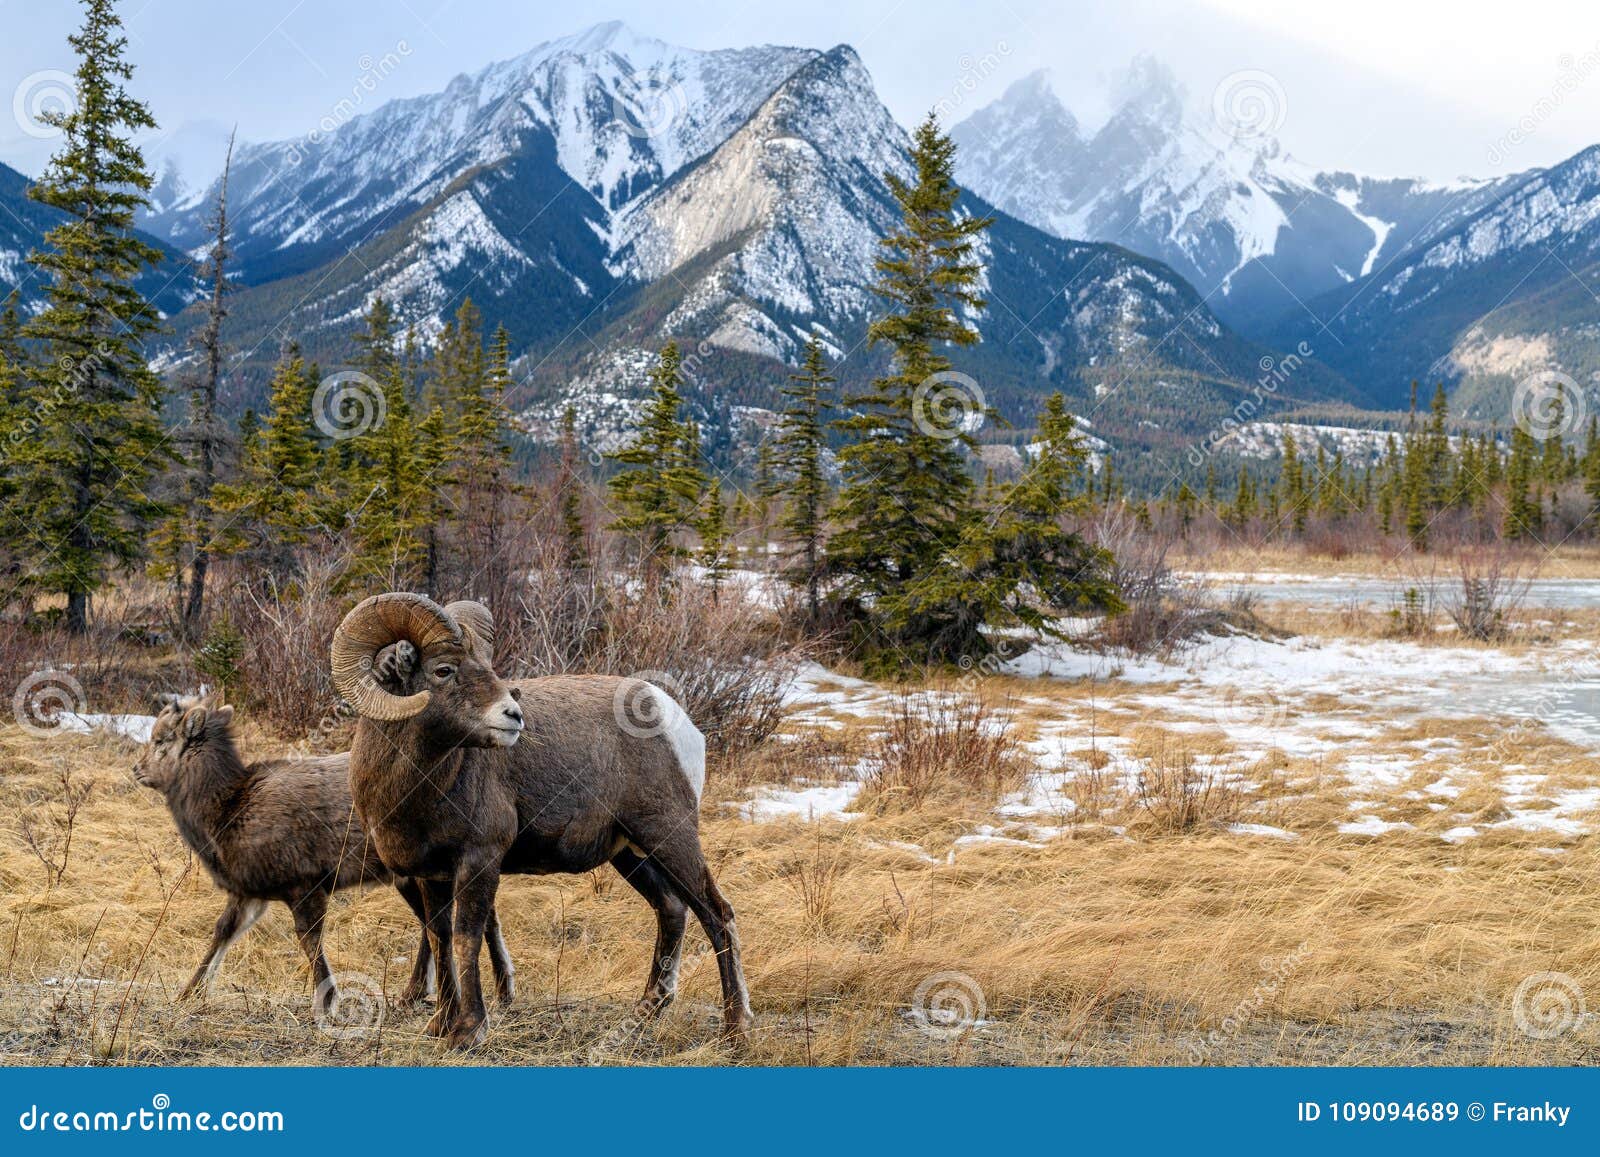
[485,904,515,1006]
[612,849,688,1017]
[635,840,750,1041]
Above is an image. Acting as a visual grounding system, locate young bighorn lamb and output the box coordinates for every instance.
[132,695,515,1012]
[331,593,750,1049]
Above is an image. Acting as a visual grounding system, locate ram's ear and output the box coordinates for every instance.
[181,707,209,741]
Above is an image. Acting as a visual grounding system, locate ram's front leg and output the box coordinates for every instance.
[420,879,457,1039]
[446,865,499,1049]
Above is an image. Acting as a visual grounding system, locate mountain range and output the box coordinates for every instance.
[3,22,1598,475]
[950,62,1600,416]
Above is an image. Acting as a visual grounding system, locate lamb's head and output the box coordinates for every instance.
[331,593,523,748]
[131,695,235,793]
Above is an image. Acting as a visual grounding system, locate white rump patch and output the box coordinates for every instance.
[649,684,705,802]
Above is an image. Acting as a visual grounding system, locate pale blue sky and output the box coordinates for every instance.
[3,0,1600,182]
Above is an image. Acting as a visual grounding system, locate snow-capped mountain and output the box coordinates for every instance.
[951,62,1518,336]
[141,22,1333,462]
[0,159,200,317]
[1272,145,1600,412]
[143,22,815,287]
[522,42,1338,457]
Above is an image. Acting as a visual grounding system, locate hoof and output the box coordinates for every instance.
[422,1007,453,1038]
[721,1013,752,1050]
[633,992,674,1019]
[393,990,434,1013]
[446,1019,488,1050]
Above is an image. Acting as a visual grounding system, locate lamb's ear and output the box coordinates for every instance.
[181,707,209,741]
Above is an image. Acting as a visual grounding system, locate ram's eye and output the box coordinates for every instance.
[432,664,455,680]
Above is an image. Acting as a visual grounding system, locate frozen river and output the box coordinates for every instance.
[1194,573,1600,612]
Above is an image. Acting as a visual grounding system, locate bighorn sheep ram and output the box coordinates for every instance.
[331,593,750,1048]
[132,694,514,1012]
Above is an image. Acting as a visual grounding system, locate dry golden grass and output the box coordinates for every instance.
[1174,542,1600,580]
[4,691,1599,1068]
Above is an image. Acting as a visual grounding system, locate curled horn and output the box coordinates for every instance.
[331,593,463,721]
[443,600,495,659]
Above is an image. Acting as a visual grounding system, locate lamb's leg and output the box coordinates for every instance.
[445,864,499,1049]
[643,840,751,1042]
[612,849,688,1017]
[419,879,457,1039]
[178,895,267,1002]
[393,877,435,1008]
[484,904,515,1006]
[290,890,337,1015]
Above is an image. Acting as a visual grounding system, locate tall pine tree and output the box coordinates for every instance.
[607,342,708,579]
[829,114,993,662]
[767,333,834,621]
[14,0,168,631]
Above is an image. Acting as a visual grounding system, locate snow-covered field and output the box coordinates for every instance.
[728,614,1600,854]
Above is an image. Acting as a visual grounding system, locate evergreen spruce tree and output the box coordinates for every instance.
[828,114,994,662]
[696,479,732,603]
[13,0,168,631]
[557,406,590,572]
[1504,426,1543,541]
[969,393,1121,633]
[607,342,708,579]
[766,333,834,620]
[209,347,325,570]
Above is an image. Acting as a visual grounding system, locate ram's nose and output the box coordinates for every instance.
[487,694,524,745]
